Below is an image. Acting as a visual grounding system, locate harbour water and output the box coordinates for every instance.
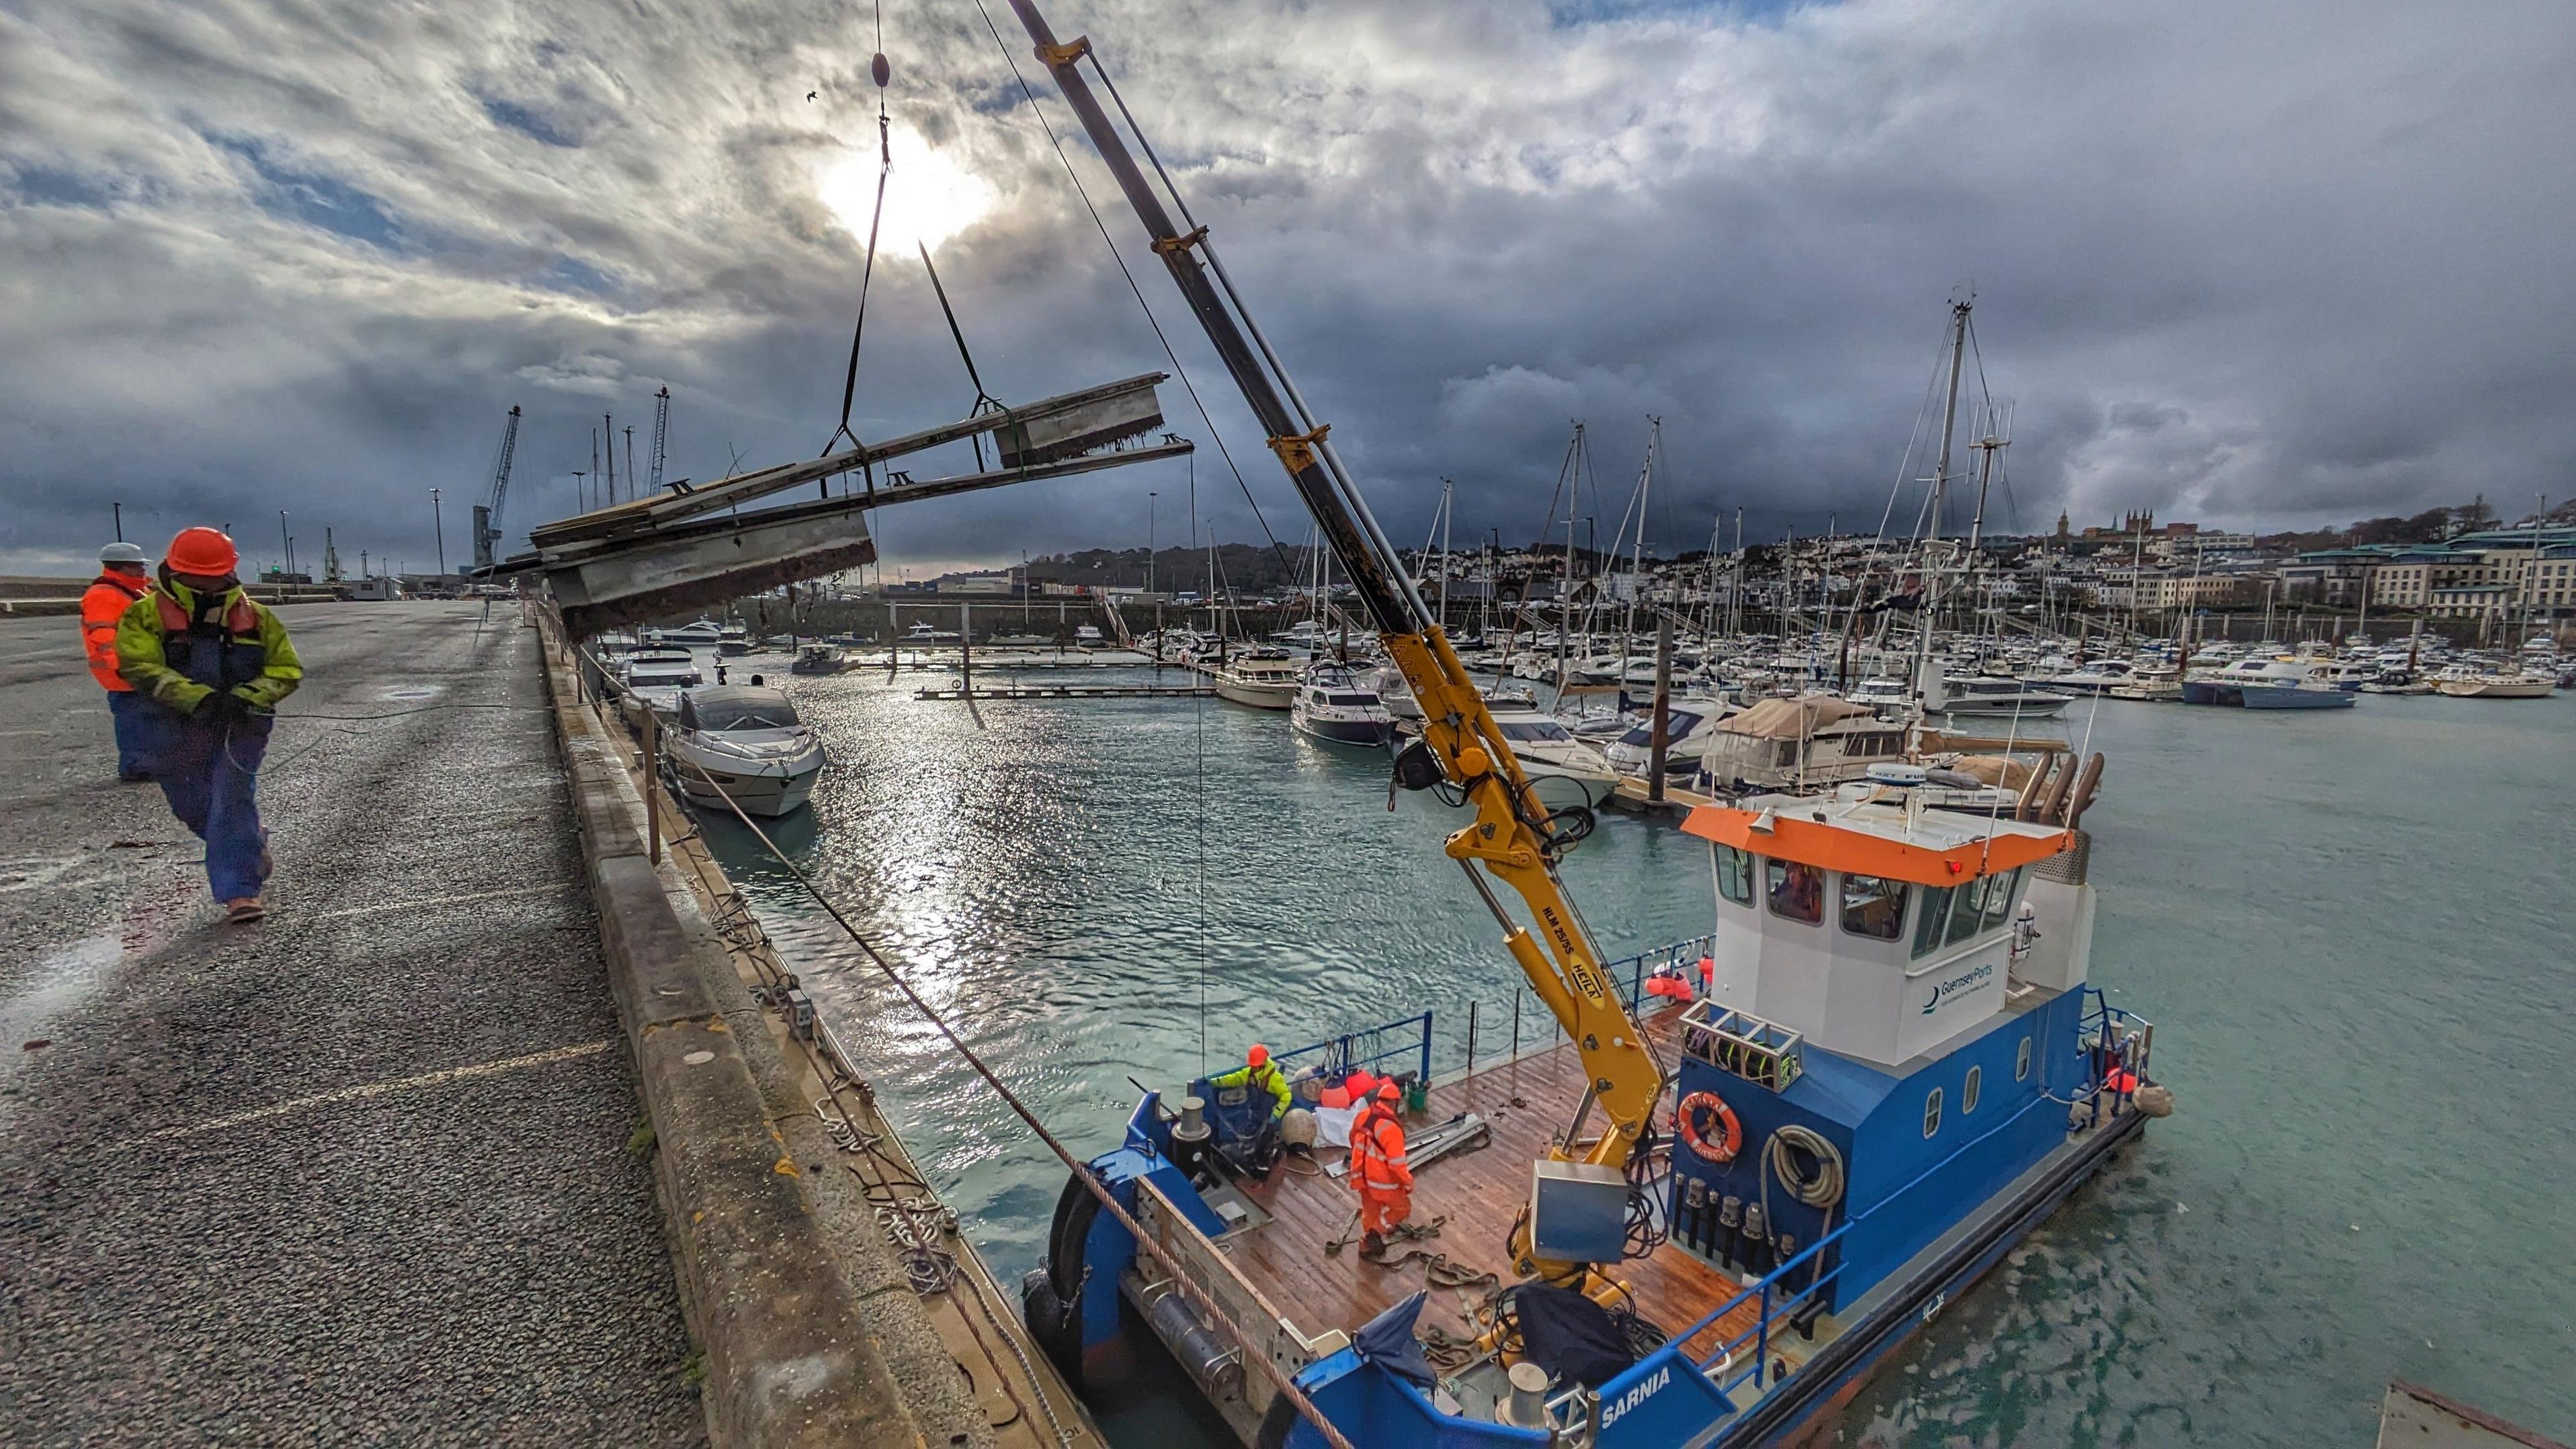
[700,664,2576,1447]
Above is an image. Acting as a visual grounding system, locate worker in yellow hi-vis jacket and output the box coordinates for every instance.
[115,527,303,923]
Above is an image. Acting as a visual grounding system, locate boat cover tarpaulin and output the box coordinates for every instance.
[1352,1291,1436,1390]
[1716,695,1873,739]
[1512,1285,1637,1389]
[1948,754,2037,790]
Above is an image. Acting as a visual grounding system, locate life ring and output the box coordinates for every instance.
[1677,1091,1743,1165]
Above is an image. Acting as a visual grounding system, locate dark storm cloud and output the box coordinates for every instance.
[2,0,2570,574]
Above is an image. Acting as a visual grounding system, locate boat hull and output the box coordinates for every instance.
[1713,1109,2149,1448]
[2434,678,2555,698]
[1936,699,2071,719]
[669,753,824,816]
[2237,685,2355,710]
[1214,679,1296,709]
[1292,714,1393,747]
[2179,679,2241,706]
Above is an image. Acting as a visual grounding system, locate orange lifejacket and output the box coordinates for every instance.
[1349,1104,1411,1195]
[80,572,149,691]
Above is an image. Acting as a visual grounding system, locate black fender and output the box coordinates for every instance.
[1022,1171,1103,1388]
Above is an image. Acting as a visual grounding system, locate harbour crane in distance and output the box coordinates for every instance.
[1008,0,1660,1298]
[470,405,523,573]
[649,386,671,492]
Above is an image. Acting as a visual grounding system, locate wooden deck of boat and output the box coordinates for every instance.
[1224,1003,1763,1363]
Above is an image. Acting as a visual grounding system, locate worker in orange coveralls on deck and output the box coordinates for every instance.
[80,542,156,780]
[1350,1081,1413,1258]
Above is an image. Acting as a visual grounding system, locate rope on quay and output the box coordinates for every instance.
[555,627,1358,1449]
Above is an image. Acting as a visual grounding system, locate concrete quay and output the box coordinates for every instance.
[1,602,1057,1446]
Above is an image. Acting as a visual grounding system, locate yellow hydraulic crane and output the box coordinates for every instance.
[1004,0,1666,1287]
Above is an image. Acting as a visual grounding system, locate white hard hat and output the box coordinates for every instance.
[99,542,147,565]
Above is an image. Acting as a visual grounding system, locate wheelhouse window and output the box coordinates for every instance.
[684,694,801,731]
[2015,1036,2033,1081]
[1913,885,1957,957]
[1963,1065,1982,1114]
[1980,867,2025,930]
[1923,1087,1943,1138]
[1839,875,1906,941]
[1716,845,1755,907]
[1499,720,1574,743]
[1766,859,1825,925]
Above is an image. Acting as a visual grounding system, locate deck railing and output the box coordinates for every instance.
[1269,1012,1434,1092]
[1273,936,1721,1094]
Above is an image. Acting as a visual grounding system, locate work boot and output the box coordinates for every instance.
[1359,1230,1386,1258]
[225,896,266,924]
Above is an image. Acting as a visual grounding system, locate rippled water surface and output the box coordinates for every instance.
[699,663,2576,1448]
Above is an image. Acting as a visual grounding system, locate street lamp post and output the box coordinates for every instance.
[279,511,289,578]
[431,487,446,575]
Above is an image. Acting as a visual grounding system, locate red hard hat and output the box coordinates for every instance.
[1247,1044,1269,1067]
[166,527,239,575]
[1377,1082,1400,1102]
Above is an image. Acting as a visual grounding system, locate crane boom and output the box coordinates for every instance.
[649,386,671,491]
[470,405,522,574]
[1004,0,1662,1283]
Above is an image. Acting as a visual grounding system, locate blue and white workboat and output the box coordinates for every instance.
[1024,782,2168,1448]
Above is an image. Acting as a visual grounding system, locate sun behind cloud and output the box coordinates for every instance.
[814,127,998,256]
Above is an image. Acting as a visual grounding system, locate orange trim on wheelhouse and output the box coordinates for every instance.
[1678,806,2074,886]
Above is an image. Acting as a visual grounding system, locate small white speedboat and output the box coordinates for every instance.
[1291,663,1395,747]
[665,686,827,817]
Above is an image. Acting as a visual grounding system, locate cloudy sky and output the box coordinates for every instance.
[3,0,2570,578]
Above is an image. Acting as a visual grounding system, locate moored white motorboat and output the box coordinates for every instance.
[1925,672,2074,719]
[1211,649,1300,709]
[2432,667,2556,698]
[665,686,827,817]
[789,643,849,675]
[1481,704,1621,812]
[1290,663,1395,747]
[659,618,725,645]
[621,649,701,717]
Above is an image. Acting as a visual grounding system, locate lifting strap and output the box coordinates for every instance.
[824,106,894,493]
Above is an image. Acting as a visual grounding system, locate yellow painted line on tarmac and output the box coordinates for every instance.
[138,1040,617,1143]
[303,883,572,920]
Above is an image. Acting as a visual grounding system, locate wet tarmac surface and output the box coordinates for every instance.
[0,603,703,1442]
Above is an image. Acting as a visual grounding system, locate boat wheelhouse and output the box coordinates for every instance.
[1026,782,2163,1449]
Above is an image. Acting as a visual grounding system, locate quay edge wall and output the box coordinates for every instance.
[537,628,988,1447]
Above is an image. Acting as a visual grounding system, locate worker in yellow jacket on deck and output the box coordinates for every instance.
[1212,1043,1293,1119]
[115,527,304,923]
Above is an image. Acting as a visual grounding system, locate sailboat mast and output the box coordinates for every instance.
[1558,424,1582,690]
[1437,476,1453,631]
[1919,299,1972,689]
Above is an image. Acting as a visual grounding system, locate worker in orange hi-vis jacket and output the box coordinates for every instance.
[80,542,155,781]
[1348,1081,1413,1258]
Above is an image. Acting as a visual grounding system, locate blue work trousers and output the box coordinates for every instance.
[142,710,272,902]
[107,690,154,778]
